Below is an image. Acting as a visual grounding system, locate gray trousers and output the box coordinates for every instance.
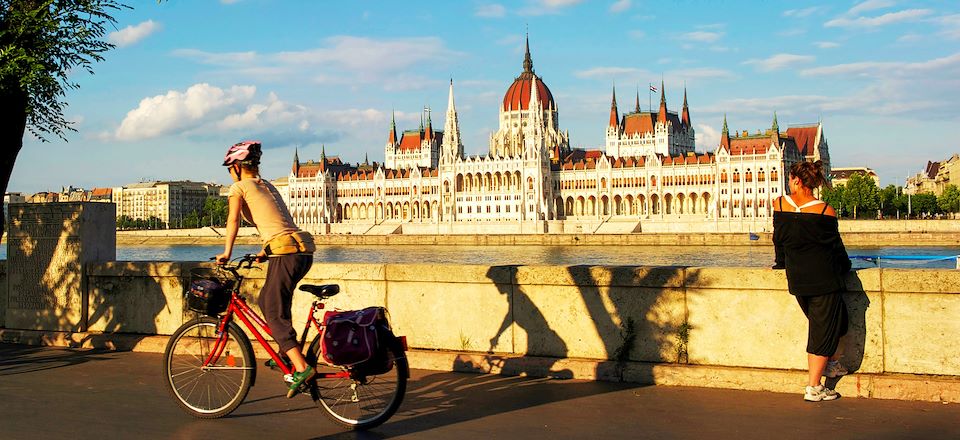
[258,254,313,353]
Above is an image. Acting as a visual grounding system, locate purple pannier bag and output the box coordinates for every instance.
[321,307,383,366]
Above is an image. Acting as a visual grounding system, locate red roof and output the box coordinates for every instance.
[621,111,683,136]
[785,126,818,156]
[502,74,555,111]
[728,137,772,155]
[90,188,112,197]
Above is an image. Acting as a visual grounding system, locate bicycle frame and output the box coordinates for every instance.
[201,279,350,380]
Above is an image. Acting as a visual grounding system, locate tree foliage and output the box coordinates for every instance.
[1,0,127,141]
[841,172,880,219]
[937,184,960,214]
[1,0,127,236]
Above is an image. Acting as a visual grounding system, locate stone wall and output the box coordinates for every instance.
[3,261,957,377]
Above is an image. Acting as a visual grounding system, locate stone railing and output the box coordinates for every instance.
[3,261,958,379]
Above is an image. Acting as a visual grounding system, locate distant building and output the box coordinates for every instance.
[3,192,26,221]
[284,37,828,234]
[88,188,113,203]
[906,154,958,195]
[28,192,58,203]
[112,181,222,228]
[59,186,88,202]
[830,167,880,188]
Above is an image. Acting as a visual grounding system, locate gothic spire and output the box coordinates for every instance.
[681,86,691,127]
[609,84,619,128]
[657,79,668,124]
[522,33,534,74]
[292,147,300,174]
[388,110,397,145]
[635,86,641,113]
[720,114,730,150]
[772,111,779,133]
[443,78,462,160]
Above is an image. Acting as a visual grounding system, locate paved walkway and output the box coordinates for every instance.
[1,343,957,440]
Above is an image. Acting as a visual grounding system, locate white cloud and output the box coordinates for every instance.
[476,4,506,18]
[108,20,161,48]
[573,67,641,78]
[801,52,960,77]
[217,93,310,131]
[629,30,645,39]
[172,49,259,66]
[825,8,933,28]
[783,6,826,18]
[696,123,720,149]
[610,0,631,14]
[679,31,723,43]
[116,84,256,141]
[743,53,815,72]
[175,36,460,88]
[847,0,895,16]
[897,33,923,43]
[937,14,960,39]
[275,36,457,74]
[672,67,737,80]
[815,41,840,49]
[542,0,582,6]
[519,0,584,15]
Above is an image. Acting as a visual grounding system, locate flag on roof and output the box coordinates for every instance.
[649,84,657,92]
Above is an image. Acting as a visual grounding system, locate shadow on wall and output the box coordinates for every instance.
[84,261,170,348]
[483,265,571,378]
[3,204,167,350]
[568,265,697,382]
[826,272,870,390]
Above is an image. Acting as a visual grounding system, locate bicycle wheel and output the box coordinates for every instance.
[307,336,408,430]
[163,316,255,418]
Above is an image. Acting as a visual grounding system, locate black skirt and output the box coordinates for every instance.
[796,292,848,356]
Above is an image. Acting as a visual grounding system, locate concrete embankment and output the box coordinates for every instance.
[2,261,958,403]
[107,219,960,247]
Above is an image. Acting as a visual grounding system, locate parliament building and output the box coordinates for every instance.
[284,39,830,234]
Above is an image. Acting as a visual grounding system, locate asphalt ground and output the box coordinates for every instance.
[0,343,957,440]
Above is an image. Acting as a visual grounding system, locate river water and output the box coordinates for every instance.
[3,244,954,269]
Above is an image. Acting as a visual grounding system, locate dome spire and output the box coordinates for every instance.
[523,33,534,74]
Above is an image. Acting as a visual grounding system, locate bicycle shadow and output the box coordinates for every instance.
[0,343,116,376]
[309,369,637,440]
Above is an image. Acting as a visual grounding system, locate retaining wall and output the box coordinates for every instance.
[3,262,958,378]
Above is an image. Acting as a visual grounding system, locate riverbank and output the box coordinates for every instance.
[111,231,959,247]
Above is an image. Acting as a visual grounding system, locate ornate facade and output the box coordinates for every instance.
[286,38,829,234]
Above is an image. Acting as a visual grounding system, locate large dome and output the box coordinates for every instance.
[501,38,555,112]
[502,73,555,112]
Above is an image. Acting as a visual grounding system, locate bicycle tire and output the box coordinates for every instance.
[163,316,255,418]
[306,335,408,430]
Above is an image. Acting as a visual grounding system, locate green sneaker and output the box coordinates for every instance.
[265,355,291,370]
[286,366,316,398]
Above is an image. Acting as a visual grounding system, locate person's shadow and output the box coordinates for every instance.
[824,270,870,390]
[454,266,571,378]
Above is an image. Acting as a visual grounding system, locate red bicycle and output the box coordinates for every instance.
[162,255,408,430]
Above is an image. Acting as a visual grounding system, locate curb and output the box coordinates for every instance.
[2,329,957,404]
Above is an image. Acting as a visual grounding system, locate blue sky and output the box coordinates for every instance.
[11,0,960,193]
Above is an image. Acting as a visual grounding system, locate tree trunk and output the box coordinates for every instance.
[0,86,29,238]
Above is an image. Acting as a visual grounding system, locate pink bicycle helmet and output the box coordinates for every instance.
[222,141,262,166]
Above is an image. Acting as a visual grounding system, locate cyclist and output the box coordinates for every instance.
[216,140,317,398]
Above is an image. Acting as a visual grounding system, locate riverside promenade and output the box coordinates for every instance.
[2,343,958,440]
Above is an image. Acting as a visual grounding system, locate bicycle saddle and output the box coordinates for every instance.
[299,284,340,298]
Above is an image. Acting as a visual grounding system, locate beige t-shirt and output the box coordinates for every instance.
[228,178,298,244]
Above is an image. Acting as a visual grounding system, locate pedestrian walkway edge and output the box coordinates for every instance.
[2,329,956,404]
